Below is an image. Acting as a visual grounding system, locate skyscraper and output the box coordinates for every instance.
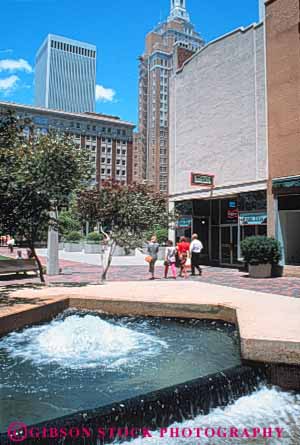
[137,0,204,192]
[35,34,96,113]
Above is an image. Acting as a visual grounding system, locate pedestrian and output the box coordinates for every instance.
[16,250,23,260]
[27,248,34,259]
[176,236,190,278]
[164,240,177,279]
[147,235,160,280]
[7,237,15,254]
[190,233,203,276]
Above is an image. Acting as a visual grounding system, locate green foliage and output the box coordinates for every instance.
[146,226,168,244]
[241,236,282,265]
[0,110,90,282]
[77,182,175,250]
[58,210,81,235]
[86,231,103,243]
[64,231,82,242]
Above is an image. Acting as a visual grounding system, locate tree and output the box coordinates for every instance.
[0,110,90,283]
[77,181,175,282]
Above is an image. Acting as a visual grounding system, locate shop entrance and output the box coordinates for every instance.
[220,225,238,265]
[279,210,300,265]
[278,195,300,265]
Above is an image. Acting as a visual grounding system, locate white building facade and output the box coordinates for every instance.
[35,34,96,113]
[169,23,268,266]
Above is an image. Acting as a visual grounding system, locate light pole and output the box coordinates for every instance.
[47,200,59,275]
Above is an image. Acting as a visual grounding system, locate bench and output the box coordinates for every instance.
[0,259,39,276]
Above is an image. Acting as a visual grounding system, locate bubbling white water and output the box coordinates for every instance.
[118,387,300,445]
[0,314,167,369]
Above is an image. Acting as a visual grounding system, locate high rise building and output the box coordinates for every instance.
[259,0,265,21]
[35,34,96,113]
[137,0,204,193]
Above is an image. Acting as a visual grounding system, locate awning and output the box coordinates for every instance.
[273,177,300,194]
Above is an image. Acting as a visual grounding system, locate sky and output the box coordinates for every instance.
[0,0,260,125]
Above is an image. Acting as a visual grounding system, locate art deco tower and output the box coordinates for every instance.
[137,0,204,192]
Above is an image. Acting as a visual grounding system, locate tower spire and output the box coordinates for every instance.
[169,0,190,22]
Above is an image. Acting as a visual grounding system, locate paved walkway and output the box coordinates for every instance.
[1,247,300,298]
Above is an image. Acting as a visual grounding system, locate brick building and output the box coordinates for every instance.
[132,132,144,184]
[265,0,300,267]
[0,102,135,188]
[137,0,204,192]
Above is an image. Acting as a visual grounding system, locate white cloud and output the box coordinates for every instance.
[95,84,116,102]
[0,49,13,55]
[0,75,19,93]
[0,58,32,73]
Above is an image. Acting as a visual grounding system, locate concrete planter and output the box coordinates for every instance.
[84,243,102,254]
[113,245,135,257]
[64,243,83,253]
[249,263,272,279]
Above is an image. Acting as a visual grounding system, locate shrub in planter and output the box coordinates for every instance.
[64,231,82,243]
[86,232,103,243]
[84,232,104,254]
[241,236,282,278]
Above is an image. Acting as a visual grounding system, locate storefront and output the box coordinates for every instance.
[272,177,300,266]
[175,191,267,266]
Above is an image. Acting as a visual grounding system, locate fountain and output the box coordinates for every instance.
[0,309,299,444]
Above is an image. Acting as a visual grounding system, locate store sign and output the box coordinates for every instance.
[191,173,214,187]
[240,213,267,226]
[176,216,192,228]
[227,209,238,220]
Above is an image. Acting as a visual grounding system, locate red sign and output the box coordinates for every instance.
[227,209,239,220]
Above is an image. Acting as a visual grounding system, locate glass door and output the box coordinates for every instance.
[220,225,238,265]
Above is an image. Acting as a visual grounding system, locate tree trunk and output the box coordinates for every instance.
[31,245,46,284]
[101,240,116,283]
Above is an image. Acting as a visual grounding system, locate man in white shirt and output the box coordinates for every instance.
[189,233,203,276]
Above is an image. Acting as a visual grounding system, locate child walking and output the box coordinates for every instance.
[164,240,177,279]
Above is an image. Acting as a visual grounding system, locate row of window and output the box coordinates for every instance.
[101,169,126,176]
[70,121,127,136]
[51,40,96,58]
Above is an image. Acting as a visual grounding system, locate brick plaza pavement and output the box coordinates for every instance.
[0,247,300,298]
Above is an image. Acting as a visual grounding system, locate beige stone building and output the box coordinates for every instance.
[169,22,268,266]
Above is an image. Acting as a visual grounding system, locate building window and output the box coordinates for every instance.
[122,171,126,176]
[92,126,96,131]
[76,123,80,129]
